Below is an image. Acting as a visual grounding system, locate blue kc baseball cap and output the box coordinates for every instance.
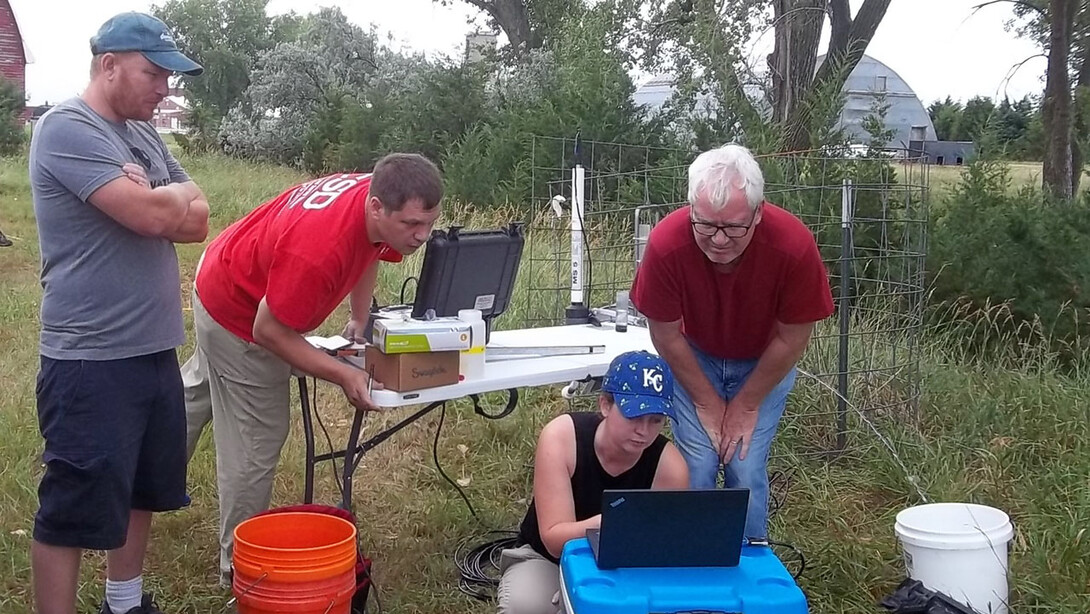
[90,12,203,76]
[601,350,676,420]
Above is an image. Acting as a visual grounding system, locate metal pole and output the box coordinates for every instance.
[565,134,590,323]
[836,179,853,452]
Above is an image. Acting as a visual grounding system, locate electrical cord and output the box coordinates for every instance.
[767,466,797,520]
[432,402,487,526]
[311,377,345,499]
[399,276,418,304]
[768,539,807,581]
[358,563,384,614]
[429,397,530,602]
[452,531,520,601]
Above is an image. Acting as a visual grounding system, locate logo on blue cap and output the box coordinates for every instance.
[601,350,676,420]
[91,12,203,77]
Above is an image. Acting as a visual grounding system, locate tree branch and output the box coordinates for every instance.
[996,52,1047,97]
[971,0,1048,18]
[828,0,850,52]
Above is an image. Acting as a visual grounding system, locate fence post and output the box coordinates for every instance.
[836,178,853,453]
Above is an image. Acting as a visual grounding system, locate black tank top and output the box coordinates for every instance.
[518,412,669,563]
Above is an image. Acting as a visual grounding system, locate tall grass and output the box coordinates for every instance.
[0,155,1086,613]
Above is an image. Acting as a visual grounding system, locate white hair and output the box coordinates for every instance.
[687,144,765,211]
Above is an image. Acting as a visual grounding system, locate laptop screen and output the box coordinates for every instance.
[588,488,750,569]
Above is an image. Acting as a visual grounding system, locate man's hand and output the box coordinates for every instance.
[718,399,760,462]
[342,318,369,344]
[122,163,150,188]
[694,398,727,452]
[338,366,382,412]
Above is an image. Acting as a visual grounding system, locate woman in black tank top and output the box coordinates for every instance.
[496,351,689,614]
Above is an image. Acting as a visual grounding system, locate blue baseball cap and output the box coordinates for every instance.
[90,12,203,76]
[601,350,675,420]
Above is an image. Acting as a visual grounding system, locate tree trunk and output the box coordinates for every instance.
[463,0,539,56]
[770,0,826,133]
[1042,0,1075,199]
[1069,34,1090,195]
[782,0,891,151]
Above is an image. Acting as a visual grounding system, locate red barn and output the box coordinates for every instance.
[0,0,30,119]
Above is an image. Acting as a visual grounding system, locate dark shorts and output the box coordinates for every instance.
[33,350,190,550]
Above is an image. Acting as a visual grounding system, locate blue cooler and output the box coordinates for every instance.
[559,538,808,614]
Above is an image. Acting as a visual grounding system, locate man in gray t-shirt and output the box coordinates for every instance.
[28,12,208,614]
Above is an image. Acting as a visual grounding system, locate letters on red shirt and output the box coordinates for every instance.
[196,173,402,343]
[631,203,834,360]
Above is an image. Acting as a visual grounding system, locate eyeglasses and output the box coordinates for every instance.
[689,205,760,239]
[130,146,152,170]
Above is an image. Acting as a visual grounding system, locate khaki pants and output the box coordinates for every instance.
[496,544,564,614]
[182,290,292,583]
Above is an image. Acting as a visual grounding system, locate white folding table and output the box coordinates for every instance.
[299,322,656,509]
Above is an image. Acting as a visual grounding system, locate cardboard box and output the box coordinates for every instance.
[365,345,460,392]
[372,317,473,354]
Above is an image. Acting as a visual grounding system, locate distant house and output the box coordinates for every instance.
[27,103,50,120]
[907,140,975,165]
[831,54,937,147]
[0,0,32,121]
[633,54,943,149]
[152,87,189,133]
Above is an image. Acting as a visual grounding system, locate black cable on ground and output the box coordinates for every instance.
[452,531,520,601]
[430,399,529,602]
[431,402,487,526]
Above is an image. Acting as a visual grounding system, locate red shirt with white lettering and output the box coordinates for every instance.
[196,173,402,343]
[631,203,833,360]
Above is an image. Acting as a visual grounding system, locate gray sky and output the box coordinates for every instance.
[13,0,1045,107]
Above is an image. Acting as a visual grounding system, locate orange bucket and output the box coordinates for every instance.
[232,512,358,614]
[233,568,355,614]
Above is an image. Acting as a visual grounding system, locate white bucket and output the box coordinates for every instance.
[895,503,1015,614]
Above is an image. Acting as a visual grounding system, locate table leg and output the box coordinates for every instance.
[298,376,316,504]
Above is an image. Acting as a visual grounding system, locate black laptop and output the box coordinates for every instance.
[586,488,749,569]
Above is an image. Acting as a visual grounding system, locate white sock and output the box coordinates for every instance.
[105,575,143,614]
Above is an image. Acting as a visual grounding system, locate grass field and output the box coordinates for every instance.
[0,154,1087,613]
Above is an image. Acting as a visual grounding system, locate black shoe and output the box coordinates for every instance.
[0,232,11,247]
[98,593,164,614]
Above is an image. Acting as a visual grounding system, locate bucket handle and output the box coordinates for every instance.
[223,571,268,611]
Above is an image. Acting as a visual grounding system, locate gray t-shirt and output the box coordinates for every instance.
[30,98,190,360]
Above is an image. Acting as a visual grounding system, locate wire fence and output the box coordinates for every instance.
[507,135,929,459]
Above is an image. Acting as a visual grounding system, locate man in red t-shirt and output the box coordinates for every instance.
[631,144,833,540]
[181,153,443,584]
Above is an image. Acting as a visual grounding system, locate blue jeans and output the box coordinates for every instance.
[670,344,796,540]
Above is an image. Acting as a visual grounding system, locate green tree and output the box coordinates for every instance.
[642,0,892,152]
[0,77,24,156]
[929,97,963,141]
[960,96,998,141]
[220,8,379,165]
[445,0,586,59]
[1009,0,1088,197]
[443,2,669,204]
[151,0,296,149]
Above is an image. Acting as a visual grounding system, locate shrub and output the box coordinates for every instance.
[0,77,25,156]
[928,158,1090,363]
